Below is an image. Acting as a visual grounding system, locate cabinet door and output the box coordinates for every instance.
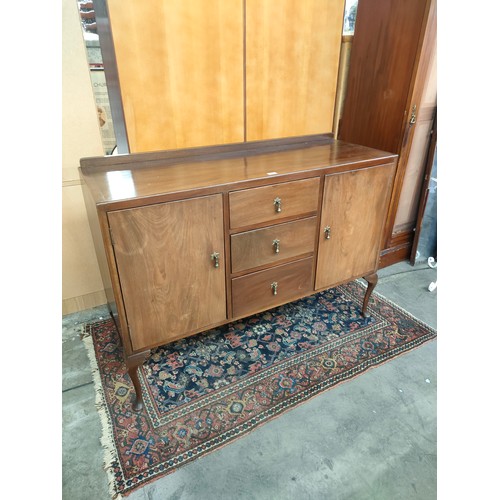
[108,195,226,351]
[315,165,393,289]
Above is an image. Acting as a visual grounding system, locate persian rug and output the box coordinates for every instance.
[83,280,436,498]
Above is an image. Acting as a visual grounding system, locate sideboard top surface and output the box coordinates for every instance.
[80,136,397,207]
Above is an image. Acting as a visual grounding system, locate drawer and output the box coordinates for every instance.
[229,177,320,229]
[231,217,317,273]
[232,257,314,318]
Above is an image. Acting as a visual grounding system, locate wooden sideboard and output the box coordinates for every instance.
[80,135,397,410]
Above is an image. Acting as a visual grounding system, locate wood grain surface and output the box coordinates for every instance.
[338,0,428,154]
[229,178,320,229]
[232,257,313,318]
[246,0,344,140]
[315,164,394,289]
[231,216,317,273]
[107,0,244,152]
[108,195,226,350]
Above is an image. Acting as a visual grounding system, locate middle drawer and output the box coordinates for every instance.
[231,217,317,273]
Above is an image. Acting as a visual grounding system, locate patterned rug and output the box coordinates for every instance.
[83,280,436,498]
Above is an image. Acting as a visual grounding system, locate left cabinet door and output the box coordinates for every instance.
[108,195,226,351]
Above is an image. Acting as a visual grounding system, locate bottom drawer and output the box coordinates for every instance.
[231,257,314,318]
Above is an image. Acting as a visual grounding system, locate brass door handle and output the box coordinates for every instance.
[211,252,220,268]
[324,226,331,240]
[274,197,282,213]
[271,282,278,295]
[272,239,280,253]
[409,104,417,125]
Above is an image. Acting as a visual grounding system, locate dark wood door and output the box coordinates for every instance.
[338,0,437,267]
[108,195,227,351]
[315,164,394,289]
[338,0,429,154]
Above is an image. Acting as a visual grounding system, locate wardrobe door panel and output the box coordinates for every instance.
[107,0,244,152]
[246,0,344,141]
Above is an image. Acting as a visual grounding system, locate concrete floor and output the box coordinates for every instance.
[62,261,437,499]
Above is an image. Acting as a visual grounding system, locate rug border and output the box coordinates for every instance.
[81,282,437,497]
[356,278,437,331]
[82,326,124,500]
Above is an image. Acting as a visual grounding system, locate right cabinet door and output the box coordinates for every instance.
[315,164,394,289]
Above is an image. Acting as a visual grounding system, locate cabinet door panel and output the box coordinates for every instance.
[315,165,393,289]
[108,195,226,350]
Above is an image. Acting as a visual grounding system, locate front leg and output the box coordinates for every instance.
[125,350,150,411]
[362,273,378,317]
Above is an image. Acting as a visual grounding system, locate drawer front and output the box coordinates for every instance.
[232,257,314,318]
[229,177,320,229]
[231,217,317,273]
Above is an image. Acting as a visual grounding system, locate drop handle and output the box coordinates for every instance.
[271,282,278,295]
[274,197,282,213]
[211,252,220,268]
[272,239,280,254]
[324,226,331,240]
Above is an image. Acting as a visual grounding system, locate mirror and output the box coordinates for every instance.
[76,1,117,155]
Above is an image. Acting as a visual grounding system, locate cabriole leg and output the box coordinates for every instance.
[125,350,150,411]
[362,273,378,317]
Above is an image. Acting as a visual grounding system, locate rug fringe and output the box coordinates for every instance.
[82,325,124,500]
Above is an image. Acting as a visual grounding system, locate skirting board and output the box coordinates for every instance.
[63,289,107,315]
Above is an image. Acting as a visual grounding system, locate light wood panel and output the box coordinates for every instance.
[315,164,394,289]
[231,217,317,273]
[108,195,226,350]
[229,178,320,229]
[107,0,244,152]
[245,0,344,140]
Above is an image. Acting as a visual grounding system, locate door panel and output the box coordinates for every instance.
[107,0,244,152]
[245,0,344,140]
[108,195,226,350]
[315,165,394,289]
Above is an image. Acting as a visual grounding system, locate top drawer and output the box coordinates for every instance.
[229,177,320,229]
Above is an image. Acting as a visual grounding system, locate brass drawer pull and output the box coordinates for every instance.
[211,252,220,268]
[274,197,282,213]
[324,226,331,240]
[271,281,278,295]
[272,239,280,253]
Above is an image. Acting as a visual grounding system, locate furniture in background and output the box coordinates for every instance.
[94,0,345,153]
[338,0,437,267]
[80,136,397,410]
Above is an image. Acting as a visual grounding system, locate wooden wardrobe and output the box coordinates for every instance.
[97,0,345,153]
[338,0,437,267]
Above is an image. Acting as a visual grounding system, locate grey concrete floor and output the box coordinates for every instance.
[63,261,437,500]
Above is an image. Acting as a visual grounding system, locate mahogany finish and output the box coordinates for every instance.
[316,164,394,289]
[339,0,436,267]
[231,217,317,273]
[232,258,314,318]
[80,136,397,410]
[362,273,378,317]
[108,195,227,350]
[229,178,320,229]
